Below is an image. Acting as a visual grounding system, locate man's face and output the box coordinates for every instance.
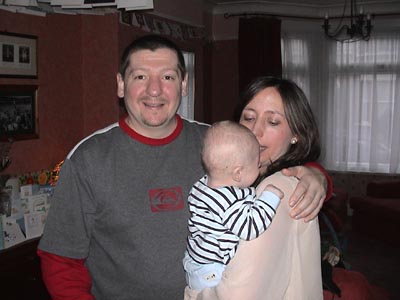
[117,48,188,138]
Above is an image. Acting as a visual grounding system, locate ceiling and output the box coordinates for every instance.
[1,0,399,18]
[205,0,400,17]
[207,0,399,6]
[210,0,343,5]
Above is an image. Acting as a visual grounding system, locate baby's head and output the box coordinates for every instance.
[202,120,260,188]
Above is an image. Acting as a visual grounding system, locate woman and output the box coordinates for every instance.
[185,76,325,299]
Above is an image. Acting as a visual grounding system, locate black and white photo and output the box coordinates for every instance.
[0,32,37,78]
[0,85,38,140]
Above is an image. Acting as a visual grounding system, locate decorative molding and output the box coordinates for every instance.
[120,11,206,40]
[0,0,153,16]
[209,0,400,18]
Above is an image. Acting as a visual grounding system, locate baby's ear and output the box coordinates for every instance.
[232,166,243,182]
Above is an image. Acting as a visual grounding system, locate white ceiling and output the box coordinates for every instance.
[209,0,344,5]
[1,0,399,19]
[205,0,400,17]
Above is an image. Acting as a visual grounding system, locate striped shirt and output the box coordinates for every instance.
[186,175,280,265]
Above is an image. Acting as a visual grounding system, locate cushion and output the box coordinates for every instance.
[350,196,400,222]
[367,180,400,198]
[323,268,389,300]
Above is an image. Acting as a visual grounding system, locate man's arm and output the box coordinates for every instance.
[37,250,94,300]
[282,162,333,222]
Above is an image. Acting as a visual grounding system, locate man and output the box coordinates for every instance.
[38,35,330,300]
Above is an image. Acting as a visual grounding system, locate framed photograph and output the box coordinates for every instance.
[0,85,39,141]
[0,32,38,78]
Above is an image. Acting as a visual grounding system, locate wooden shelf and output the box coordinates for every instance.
[0,238,50,300]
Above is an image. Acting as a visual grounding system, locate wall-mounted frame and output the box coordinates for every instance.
[0,32,38,78]
[0,85,39,141]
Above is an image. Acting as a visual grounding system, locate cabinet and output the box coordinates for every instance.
[0,238,50,300]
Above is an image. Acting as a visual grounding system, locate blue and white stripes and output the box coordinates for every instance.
[186,175,280,265]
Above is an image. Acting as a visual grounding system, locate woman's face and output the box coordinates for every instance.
[239,87,294,174]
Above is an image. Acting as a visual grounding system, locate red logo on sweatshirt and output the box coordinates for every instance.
[149,187,184,212]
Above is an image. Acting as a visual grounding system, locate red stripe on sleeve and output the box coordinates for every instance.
[37,249,94,300]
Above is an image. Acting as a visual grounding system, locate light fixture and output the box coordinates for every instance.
[322,0,373,42]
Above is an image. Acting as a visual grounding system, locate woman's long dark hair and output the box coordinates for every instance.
[235,76,321,181]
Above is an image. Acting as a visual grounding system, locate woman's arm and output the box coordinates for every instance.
[282,162,333,222]
[184,172,323,300]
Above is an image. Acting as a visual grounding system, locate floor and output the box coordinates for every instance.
[342,222,400,300]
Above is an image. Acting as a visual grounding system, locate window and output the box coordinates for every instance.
[282,26,400,174]
[177,51,195,120]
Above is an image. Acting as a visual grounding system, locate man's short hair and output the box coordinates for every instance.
[119,34,186,79]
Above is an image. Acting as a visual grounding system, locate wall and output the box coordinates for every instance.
[0,7,207,176]
[207,15,242,123]
[81,14,120,135]
[0,11,121,175]
[1,11,84,174]
[153,0,204,26]
[209,39,239,122]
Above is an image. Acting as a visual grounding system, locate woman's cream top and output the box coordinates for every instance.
[184,171,323,300]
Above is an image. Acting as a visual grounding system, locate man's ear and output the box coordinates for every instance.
[232,166,243,183]
[117,73,125,98]
[181,73,188,97]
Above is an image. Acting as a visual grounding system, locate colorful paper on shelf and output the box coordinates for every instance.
[24,212,46,239]
[20,184,39,198]
[2,217,26,249]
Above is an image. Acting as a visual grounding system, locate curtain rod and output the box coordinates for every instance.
[224,12,319,20]
[224,12,400,20]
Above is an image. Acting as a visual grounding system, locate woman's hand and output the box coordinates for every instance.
[281,166,327,222]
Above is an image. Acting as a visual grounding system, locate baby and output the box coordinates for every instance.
[183,120,284,291]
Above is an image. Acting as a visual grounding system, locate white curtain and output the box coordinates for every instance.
[178,51,195,120]
[282,20,400,174]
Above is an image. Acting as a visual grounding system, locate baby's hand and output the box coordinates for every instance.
[264,184,284,199]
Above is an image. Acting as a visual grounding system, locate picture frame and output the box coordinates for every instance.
[0,85,39,141]
[0,32,38,78]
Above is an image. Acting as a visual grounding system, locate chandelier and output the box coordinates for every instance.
[322,0,373,42]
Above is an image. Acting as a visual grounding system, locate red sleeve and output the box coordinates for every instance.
[304,161,333,201]
[37,249,94,300]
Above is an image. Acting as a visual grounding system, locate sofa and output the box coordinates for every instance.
[350,180,400,247]
[321,188,349,233]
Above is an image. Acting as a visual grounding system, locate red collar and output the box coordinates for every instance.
[119,115,183,146]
